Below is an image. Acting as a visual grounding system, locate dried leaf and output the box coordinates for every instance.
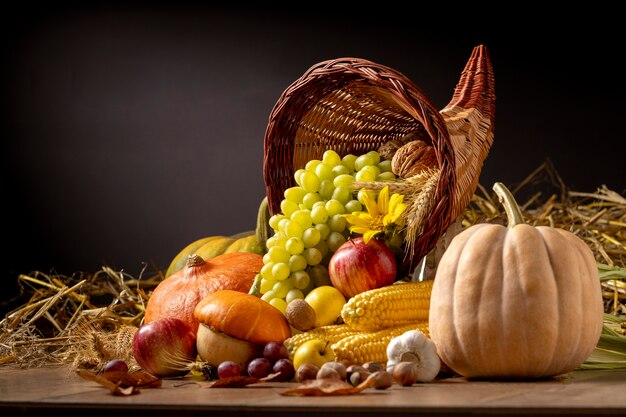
[209,376,260,388]
[77,370,139,396]
[280,378,363,396]
[123,370,162,388]
[100,369,162,388]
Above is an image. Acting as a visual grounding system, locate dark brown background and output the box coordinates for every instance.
[2,5,623,312]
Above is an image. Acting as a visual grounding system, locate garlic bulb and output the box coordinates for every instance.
[386,329,440,382]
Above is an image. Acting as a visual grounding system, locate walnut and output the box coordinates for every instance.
[378,139,404,161]
[391,140,437,178]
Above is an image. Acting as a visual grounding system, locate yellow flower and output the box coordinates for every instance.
[344,186,407,243]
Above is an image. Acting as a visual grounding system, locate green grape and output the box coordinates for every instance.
[355,169,376,182]
[308,265,332,287]
[269,298,287,314]
[315,162,333,181]
[357,189,377,205]
[322,149,341,167]
[267,246,290,263]
[265,235,277,249]
[318,179,334,200]
[291,209,313,229]
[354,153,374,171]
[333,174,355,188]
[312,200,326,209]
[284,220,304,239]
[285,288,304,304]
[360,165,380,178]
[378,159,392,173]
[341,154,357,172]
[302,227,321,248]
[261,262,275,280]
[367,150,381,165]
[284,186,307,203]
[262,252,272,264]
[331,186,351,205]
[302,192,322,209]
[288,254,307,272]
[327,231,347,252]
[260,277,276,294]
[310,205,329,224]
[268,214,285,231]
[314,239,329,259]
[277,218,289,232]
[331,164,349,177]
[261,290,276,302]
[281,199,299,218]
[314,223,331,240]
[285,237,305,255]
[272,262,291,281]
[325,199,345,216]
[305,159,321,172]
[344,199,362,213]
[292,270,310,290]
[266,233,287,249]
[328,214,347,232]
[272,280,293,299]
[376,172,396,181]
[294,169,306,186]
[302,248,322,265]
[300,171,321,193]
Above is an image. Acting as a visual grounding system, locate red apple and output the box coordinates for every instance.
[132,317,197,377]
[328,237,396,297]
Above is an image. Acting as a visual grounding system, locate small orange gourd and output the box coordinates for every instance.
[144,252,263,333]
[429,182,604,378]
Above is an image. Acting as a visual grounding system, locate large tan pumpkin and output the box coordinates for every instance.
[429,182,603,378]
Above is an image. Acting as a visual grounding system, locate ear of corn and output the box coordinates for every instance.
[331,321,430,365]
[341,280,433,332]
[283,324,362,357]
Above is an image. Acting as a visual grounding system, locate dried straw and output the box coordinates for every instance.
[0,265,162,369]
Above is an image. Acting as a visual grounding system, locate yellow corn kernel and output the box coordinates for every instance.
[341,280,433,331]
[283,324,362,357]
[331,321,429,365]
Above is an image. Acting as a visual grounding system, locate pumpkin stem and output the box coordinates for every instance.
[187,254,206,267]
[493,182,525,228]
[255,197,270,252]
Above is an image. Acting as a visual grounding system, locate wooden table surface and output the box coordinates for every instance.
[1,366,625,417]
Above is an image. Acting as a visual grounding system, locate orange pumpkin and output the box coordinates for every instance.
[194,289,292,366]
[195,289,291,345]
[144,252,263,333]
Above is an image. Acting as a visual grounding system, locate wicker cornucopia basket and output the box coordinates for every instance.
[263,45,495,272]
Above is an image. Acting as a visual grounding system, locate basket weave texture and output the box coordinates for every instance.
[263,45,495,271]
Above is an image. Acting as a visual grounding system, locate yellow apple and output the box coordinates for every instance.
[304,285,346,327]
[292,338,335,371]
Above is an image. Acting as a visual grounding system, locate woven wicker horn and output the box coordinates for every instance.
[440,44,496,223]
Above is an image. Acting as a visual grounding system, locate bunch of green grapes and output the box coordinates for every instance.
[259,149,396,313]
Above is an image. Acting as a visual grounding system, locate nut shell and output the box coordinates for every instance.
[391,140,437,178]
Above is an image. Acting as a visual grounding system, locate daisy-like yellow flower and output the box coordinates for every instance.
[343,186,407,243]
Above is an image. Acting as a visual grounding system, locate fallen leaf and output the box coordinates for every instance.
[77,370,140,396]
[124,370,162,388]
[280,378,364,396]
[209,376,260,388]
